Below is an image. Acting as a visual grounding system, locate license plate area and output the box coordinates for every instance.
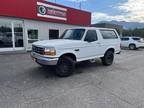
[32,56,36,61]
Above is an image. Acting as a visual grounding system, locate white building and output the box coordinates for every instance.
[0,0,91,52]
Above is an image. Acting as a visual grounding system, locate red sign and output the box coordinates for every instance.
[47,8,66,18]
[37,2,67,21]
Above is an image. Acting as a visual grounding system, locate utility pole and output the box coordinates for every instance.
[79,1,82,9]
[76,0,82,10]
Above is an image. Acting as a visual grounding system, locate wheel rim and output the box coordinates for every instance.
[130,45,135,50]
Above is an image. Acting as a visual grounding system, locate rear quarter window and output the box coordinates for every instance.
[100,30,118,39]
[132,38,140,41]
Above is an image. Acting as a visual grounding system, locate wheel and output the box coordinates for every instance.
[101,50,114,66]
[55,56,75,77]
[129,44,136,50]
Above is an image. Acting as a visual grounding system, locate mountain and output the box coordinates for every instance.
[100,20,144,29]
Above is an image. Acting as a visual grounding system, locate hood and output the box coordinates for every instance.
[33,39,82,48]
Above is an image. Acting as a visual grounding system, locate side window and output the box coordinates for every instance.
[132,38,140,41]
[121,38,129,41]
[100,30,118,39]
[84,30,98,42]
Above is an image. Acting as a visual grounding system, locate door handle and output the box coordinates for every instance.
[97,42,101,45]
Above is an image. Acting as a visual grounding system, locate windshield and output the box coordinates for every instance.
[60,29,85,40]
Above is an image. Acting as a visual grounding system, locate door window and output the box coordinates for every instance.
[84,30,98,42]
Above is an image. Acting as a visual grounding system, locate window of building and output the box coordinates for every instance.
[84,30,98,42]
[14,23,24,47]
[100,30,118,39]
[0,22,13,48]
[28,29,38,43]
[49,29,59,40]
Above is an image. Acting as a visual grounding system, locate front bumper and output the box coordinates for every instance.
[31,52,58,66]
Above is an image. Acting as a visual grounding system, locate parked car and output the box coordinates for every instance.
[31,27,121,77]
[121,36,144,50]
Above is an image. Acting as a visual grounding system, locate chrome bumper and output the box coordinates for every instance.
[31,52,58,66]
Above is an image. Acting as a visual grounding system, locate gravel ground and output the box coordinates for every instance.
[0,49,144,108]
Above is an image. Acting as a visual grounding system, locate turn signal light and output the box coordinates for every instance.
[43,50,56,56]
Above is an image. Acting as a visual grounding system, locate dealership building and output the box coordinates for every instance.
[0,0,91,52]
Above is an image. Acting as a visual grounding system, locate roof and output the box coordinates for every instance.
[68,27,117,30]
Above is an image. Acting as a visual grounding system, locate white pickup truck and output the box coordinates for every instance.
[31,27,121,77]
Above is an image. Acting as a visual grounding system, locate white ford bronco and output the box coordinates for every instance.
[31,27,121,77]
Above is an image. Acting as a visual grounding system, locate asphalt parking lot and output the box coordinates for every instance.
[0,49,144,108]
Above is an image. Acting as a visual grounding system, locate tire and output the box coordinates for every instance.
[129,44,136,50]
[101,50,114,66]
[55,56,75,77]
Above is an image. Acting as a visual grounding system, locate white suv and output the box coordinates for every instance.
[31,27,121,77]
[121,37,144,50]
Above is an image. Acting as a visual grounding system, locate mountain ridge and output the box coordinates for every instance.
[99,20,144,29]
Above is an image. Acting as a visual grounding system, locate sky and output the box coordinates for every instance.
[47,0,144,24]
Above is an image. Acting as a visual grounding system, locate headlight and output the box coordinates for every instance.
[44,47,56,56]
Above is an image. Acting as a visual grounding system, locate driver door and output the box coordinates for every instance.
[81,30,101,58]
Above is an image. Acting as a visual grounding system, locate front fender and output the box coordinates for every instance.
[105,46,115,53]
[57,49,77,59]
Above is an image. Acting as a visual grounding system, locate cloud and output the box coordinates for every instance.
[92,0,144,23]
[118,0,144,22]
[92,12,126,23]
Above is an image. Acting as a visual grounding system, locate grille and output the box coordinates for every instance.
[32,45,44,55]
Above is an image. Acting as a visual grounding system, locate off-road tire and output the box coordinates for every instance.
[56,56,75,77]
[101,50,114,66]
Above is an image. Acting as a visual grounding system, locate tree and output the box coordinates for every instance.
[122,28,144,38]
